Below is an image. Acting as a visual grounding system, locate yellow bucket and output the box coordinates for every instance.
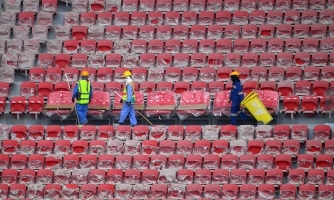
[241,91,273,125]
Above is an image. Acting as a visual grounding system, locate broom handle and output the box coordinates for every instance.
[115,92,154,126]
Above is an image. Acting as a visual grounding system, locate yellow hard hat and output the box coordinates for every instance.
[81,71,89,76]
[123,71,132,78]
[230,71,240,76]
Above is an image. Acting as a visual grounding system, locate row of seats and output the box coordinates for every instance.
[1,183,329,199]
[15,79,333,99]
[2,0,57,13]
[56,10,334,27]
[0,150,333,172]
[3,167,334,187]
[0,124,326,141]
[2,137,333,158]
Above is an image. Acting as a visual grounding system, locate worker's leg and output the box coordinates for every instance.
[230,102,239,125]
[118,103,131,123]
[238,111,249,121]
[129,105,137,126]
[76,103,88,124]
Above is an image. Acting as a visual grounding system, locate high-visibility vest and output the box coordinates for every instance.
[123,82,136,103]
[76,80,91,104]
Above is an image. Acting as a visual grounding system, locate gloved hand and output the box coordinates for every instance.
[120,99,124,103]
[126,102,131,106]
[72,98,75,103]
[228,99,231,103]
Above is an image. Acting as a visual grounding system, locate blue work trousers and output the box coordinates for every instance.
[76,103,88,124]
[231,101,248,125]
[119,103,137,126]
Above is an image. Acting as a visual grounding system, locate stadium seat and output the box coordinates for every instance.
[222,184,238,199]
[248,169,265,185]
[212,169,229,184]
[291,124,308,142]
[257,154,274,170]
[301,96,318,115]
[131,12,147,26]
[314,124,330,142]
[142,169,158,184]
[301,66,319,82]
[159,140,175,156]
[221,154,238,170]
[313,80,329,97]
[105,25,121,39]
[266,169,283,185]
[147,11,163,25]
[96,12,112,26]
[295,80,311,96]
[239,154,255,170]
[37,54,54,68]
[106,169,123,184]
[258,184,275,199]
[168,154,185,170]
[150,184,167,199]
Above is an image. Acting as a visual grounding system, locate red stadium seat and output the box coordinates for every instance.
[297,154,314,171]
[250,10,266,24]
[234,38,249,53]
[242,24,257,39]
[10,96,26,118]
[308,169,325,185]
[105,25,121,39]
[286,66,302,81]
[71,26,87,41]
[18,12,35,26]
[314,124,330,142]
[150,184,167,199]
[301,96,318,115]
[97,12,112,26]
[259,24,275,38]
[222,184,238,199]
[313,80,329,97]
[291,124,308,142]
[168,154,185,170]
[147,11,163,26]
[278,81,294,96]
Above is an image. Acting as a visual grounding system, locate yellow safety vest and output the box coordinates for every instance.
[76,80,90,104]
[123,82,136,103]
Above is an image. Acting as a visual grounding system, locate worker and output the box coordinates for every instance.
[72,71,92,126]
[118,71,137,126]
[229,71,250,125]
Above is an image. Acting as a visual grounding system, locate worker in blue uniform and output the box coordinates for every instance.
[229,71,250,125]
[72,71,92,126]
[118,71,137,126]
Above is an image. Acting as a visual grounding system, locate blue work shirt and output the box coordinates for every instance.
[125,83,133,103]
[72,79,93,100]
[230,81,244,103]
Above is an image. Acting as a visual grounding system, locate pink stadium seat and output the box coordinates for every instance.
[284,10,300,24]
[174,82,190,94]
[298,184,316,199]
[314,124,330,142]
[157,53,172,68]
[221,154,238,170]
[181,11,197,26]
[283,140,300,157]
[216,67,232,82]
[156,26,172,40]
[312,52,328,66]
[203,154,220,170]
[301,96,318,115]
[142,169,158,184]
[216,39,232,53]
[167,125,184,140]
[176,169,194,184]
[320,38,334,51]
[230,169,247,184]
[234,38,249,53]
[294,24,310,38]
[251,66,267,81]
[260,81,276,91]
[204,184,220,199]
[258,184,275,199]
[106,169,123,184]
[63,154,79,170]
[305,140,322,156]
[208,82,224,93]
[79,40,96,54]
[276,24,292,38]
[9,184,26,199]
[185,184,203,199]
[312,80,329,96]
[10,96,26,117]
[278,81,294,96]
[147,11,163,26]
[37,54,54,68]
[291,124,308,142]
[225,53,241,67]
[132,39,147,53]
[321,66,334,81]
[297,154,314,170]
[266,169,283,185]
[311,24,327,38]
[232,11,249,25]
[168,154,184,170]
[105,26,121,39]
[18,12,35,26]
[302,38,319,52]
[97,12,112,26]
[191,81,207,92]
[71,54,87,68]
[327,170,334,185]
[11,154,27,169]
[222,184,238,199]
[150,184,167,199]
[54,82,70,92]
[2,140,19,154]
[318,185,334,199]
[224,25,240,39]
[164,11,180,25]
[303,66,319,80]
[156,82,173,91]
[250,10,266,24]
[268,67,285,81]
[265,140,282,156]
[124,169,141,184]
[123,25,138,40]
[198,11,214,25]
[242,81,257,95]
[212,169,229,184]
[242,52,257,68]
[248,169,265,185]
[176,140,193,156]
[114,12,130,26]
[277,52,293,68]
[91,82,104,92]
[241,24,257,38]
[54,140,71,154]
[316,154,333,171]
[308,169,325,185]
[268,38,284,53]
[247,140,264,156]
[259,24,275,38]
[257,154,274,170]
[295,80,311,95]
[286,66,302,81]
[148,40,164,54]
[63,125,79,141]
[239,154,255,170]
[96,68,113,83]
[267,10,283,25]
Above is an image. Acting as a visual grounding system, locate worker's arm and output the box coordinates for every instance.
[126,84,133,102]
[72,83,78,99]
[237,83,244,102]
